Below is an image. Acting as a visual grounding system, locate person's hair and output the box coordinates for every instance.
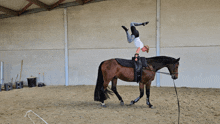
[144,45,149,52]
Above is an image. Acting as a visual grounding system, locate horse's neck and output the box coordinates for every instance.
[147,58,168,72]
[146,56,176,72]
[151,62,167,72]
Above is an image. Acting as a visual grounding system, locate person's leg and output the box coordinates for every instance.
[130,22,149,27]
[122,26,135,43]
[130,26,139,38]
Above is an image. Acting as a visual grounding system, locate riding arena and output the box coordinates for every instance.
[0,0,220,124]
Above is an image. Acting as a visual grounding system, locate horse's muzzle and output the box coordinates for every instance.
[172,75,178,80]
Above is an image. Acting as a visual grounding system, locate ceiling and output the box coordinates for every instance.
[0,0,105,19]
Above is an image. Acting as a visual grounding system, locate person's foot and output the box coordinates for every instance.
[142,21,149,26]
[121,26,128,31]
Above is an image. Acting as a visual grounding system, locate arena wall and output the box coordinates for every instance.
[0,0,219,88]
[160,0,220,88]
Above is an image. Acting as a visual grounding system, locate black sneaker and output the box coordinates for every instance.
[121,26,128,31]
[143,22,149,26]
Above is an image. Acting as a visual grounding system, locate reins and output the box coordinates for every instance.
[144,66,180,124]
[156,71,171,75]
[144,66,178,76]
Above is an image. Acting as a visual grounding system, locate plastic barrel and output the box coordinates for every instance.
[20,81,23,88]
[4,83,9,91]
[27,77,36,87]
[8,82,13,90]
[16,81,22,89]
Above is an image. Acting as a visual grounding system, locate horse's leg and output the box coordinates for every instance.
[130,83,144,105]
[100,86,106,107]
[100,65,115,107]
[97,59,118,107]
[146,81,154,108]
[111,77,124,106]
[100,80,111,107]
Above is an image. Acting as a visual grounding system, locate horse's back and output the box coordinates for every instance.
[101,59,119,71]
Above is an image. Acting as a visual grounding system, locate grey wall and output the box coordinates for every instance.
[0,9,65,85]
[67,0,156,86]
[0,0,220,88]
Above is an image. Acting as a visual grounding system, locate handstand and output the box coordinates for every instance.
[121,22,149,59]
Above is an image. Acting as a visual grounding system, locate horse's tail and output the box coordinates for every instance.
[94,61,112,102]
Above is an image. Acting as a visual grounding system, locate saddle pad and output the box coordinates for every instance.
[115,58,134,68]
[115,57,147,68]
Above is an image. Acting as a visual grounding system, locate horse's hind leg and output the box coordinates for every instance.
[100,72,114,107]
[111,77,124,106]
[130,83,144,105]
[100,81,111,107]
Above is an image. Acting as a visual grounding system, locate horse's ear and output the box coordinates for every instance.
[176,58,180,62]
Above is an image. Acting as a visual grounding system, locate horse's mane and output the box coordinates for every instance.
[146,56,178,65]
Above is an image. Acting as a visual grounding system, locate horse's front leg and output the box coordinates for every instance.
[111,77,124,105]
[146,82,154,108]
[130,83,144,105]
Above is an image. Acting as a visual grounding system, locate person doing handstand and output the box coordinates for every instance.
[122,22,150,83]
[121,22,150,58]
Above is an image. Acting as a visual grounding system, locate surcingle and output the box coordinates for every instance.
[115,57,147,83]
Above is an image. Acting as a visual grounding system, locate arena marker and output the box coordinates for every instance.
[24,110,48,124]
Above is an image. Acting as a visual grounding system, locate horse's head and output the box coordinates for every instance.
[146,56,180,80]
[167,58,180,80]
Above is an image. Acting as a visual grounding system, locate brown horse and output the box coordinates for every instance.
[94,56,180,108]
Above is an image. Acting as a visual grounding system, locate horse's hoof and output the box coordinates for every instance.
[101,104,107,108]
[150,106,155,109]
[100,103,107,108]
[120,102,124,106]
[129,101,135,105]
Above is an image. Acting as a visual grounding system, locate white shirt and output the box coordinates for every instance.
[133,37,144,49]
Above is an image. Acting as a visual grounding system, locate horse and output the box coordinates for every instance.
[94,56,180,108]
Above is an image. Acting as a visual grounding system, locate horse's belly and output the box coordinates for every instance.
[117,67,134,82]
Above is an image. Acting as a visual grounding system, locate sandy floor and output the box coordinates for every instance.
[0,85,219,124]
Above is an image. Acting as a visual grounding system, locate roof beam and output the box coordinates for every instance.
[50,0,65,10]
[27,0,50,10]
[76,0,83,5]
[0,0,106,19]
[83,0,94,4]
[0,5,18,16]
[76,0,94,5]
[19,2,33,15]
